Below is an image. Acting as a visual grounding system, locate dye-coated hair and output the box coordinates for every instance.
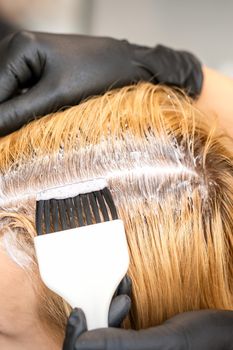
[0,83,232,340]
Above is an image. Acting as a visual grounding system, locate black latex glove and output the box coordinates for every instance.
[63,309,233,350]
[63,275,132,350]
[0,18,16,41]
[0,31,203,136]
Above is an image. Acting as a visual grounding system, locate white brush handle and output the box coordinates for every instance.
[34,220,129,330]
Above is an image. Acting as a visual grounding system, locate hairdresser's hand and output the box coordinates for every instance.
[0,31,203,136]
[63,309,233,350]
[63,275,132,350]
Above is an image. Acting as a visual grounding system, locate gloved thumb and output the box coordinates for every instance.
[0,31,43,103]
[63,308,87,350]
[108,294,131,327]
[0,79,55,136]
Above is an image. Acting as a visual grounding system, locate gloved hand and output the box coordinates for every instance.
[63,275,132,350]
[0,17,17,41]
[0,31,203,135]
[63,309,233,350]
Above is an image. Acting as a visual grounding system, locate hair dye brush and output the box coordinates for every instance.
[34,178,129,330]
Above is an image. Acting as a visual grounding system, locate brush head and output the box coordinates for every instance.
[35,182,118,235]
[34,181,129,330]
[34,219,129,330]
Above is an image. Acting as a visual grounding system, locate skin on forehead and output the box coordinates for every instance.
[0,247,61,349]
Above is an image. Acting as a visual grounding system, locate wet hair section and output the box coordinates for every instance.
[0,133,206,207]
[0,87,210,211]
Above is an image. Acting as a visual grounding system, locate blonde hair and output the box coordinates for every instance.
[0,83,232,339]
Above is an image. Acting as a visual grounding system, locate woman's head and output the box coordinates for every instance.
[0,83,232,348]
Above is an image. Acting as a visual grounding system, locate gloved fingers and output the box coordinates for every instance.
[63,308,87,350]
[0,31,45,103]
[74,329,107,350]
[115,275,132,297]
[164,309,233,349]
[108,294,131,327]
[0,78,57,136]
[0,55,19,103]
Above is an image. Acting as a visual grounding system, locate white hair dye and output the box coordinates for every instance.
[0,131,208,209]
[36,178,107,201]
[0,129,209,268]
[0,229,33,268]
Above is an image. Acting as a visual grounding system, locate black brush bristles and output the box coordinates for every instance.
[94,190,110,221]
[101,187,118,220]
[88,192,101,223]
[74,195,84,227]
[36,200,44,235]
[65,198,76,229]
[58,199,68,231]
[35,187,118,235]
[80,194,92,226]
[51,199,59,232]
